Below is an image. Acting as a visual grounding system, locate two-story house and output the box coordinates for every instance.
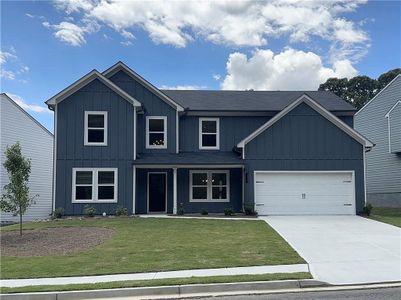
[46,62,373,216]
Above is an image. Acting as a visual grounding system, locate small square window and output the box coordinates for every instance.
[85,112,107,146]
[199,118,219,149]
[146,117,167,149]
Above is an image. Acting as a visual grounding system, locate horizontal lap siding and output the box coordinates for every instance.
[244,103,365,213]
[389,104,401,153]
[55,79,134,215]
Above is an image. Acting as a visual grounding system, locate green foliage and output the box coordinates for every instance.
[201,209,208,215]
[52,207,64,219]
[244,203,257,216]
[83,205,96,217]
[363,203,373,216]
[224,207,234,216]
[0,143,33,235]
[318,68,401,109]
[114,206,128,216]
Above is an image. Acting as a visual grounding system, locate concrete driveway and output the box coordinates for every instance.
[260,216,401,284]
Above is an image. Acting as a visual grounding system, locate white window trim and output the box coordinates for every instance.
[189,170,229,203]
[199,118,220,150]
[146,116,167,149]
[72,168,118,203]
[84,111,108,146]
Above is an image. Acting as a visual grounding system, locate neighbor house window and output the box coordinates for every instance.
[189,170,229,202]
[72,168,117,203]
[84,111,108,146]
[146,116,167,149]
[199,118,219,149]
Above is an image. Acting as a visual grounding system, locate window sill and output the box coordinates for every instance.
[189,199,230,203]
[84,143,108,146]
[72,200,118,203]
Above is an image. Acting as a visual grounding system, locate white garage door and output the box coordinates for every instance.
[254,171,355,215]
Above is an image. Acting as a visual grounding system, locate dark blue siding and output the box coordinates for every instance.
[55,79,134,215]
[109,70,177,154]
[338,115,354,127]
[180,116,269,152]
[244,103,365,213]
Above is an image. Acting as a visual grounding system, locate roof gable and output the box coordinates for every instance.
[102,61,184,111]
[45,70,142,109]
[237,94,374,151]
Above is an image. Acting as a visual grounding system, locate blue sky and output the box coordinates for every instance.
[1,0,400,132]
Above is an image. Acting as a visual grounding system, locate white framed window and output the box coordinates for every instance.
[84,111,108,146]
[146,116,167,149]
[189,170,229,202]
[199,118,219,150]
[72,168,117,203]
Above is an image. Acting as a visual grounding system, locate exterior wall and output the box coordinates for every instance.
[389,103,401,153]
[338,115,353,127]
[109,70,177,154]
[55,79,135,215]
[0,95,53,221]
[180,115,269,152]
[244,103,365,213]
[355,76,401,207]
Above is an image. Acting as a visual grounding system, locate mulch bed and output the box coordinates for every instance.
[1,227,115,257]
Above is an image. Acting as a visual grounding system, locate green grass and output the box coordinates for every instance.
[369,207,401,228]
[0,272,312,294]
[0,217,304,279]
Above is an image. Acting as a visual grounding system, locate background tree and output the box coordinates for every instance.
[318,68,401,109]
[0,143,34,235]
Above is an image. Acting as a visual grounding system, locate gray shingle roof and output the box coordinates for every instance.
[136,152,243,165]
[160,90,356,112]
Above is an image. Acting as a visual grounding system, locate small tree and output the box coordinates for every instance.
[0,143,34,235]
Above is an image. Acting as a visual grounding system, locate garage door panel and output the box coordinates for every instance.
[255,172,355,215]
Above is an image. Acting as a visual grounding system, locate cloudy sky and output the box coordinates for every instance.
[1,0,400,131]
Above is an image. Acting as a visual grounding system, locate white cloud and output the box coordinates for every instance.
[213,74,221,81]
[0,70,16,80]
[221,48,358,91]
[49,0,369,60]
[6,93,51,114]
[160,85,207,90]
[0,51,17,65]
[120,40,133,46]
[25,13,35,18]
[0,49,29,81]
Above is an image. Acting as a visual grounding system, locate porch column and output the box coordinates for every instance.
[173,167,177,214]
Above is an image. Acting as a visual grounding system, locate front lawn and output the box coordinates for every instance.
[369,207,401,228]
[0,217,304,279]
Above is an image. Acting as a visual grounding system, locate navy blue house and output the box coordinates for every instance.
[46,62,373,216]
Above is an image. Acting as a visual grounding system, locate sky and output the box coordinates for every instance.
[1,0,400,132]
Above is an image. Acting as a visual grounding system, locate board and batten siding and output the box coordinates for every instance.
[108,70,177,154]
[0,94,53,222]
[55,79,135,215]
[244,102,365,213]
[355,75,401,207]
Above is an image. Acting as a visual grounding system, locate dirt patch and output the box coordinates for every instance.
[1,227,115,256]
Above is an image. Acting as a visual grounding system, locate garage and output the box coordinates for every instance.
[254,171,355,215]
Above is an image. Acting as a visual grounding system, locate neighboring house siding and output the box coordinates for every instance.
[108,70,177,154]
[355,76,401,207]
[0,95,53,221]
[179,116,269,152]
[55,79,135,214]
[244,103,365,213]
[389,103,401,153]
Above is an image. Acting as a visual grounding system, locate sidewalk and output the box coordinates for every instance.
[0,264,308,288]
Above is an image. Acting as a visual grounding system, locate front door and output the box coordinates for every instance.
[148,173,167,213]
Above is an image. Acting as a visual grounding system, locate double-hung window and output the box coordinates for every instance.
[72,168,117,203]
[190,170,229,202]
[84,111,108,146]
[146,116,167,149]
[199,118,219,149]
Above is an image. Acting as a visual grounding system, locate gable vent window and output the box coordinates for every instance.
[199,118,220,150]
[146,116,167,149]
[84,111,108,146]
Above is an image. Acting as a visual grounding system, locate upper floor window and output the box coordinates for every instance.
[199,118,220,150]
[146,116,167,149]
[84,111,108,146]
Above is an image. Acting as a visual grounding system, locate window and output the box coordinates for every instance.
[146,116,167,149]
[189,170,229,202]
[72,168,117,203]
[199,118,219,149]
[84,111,108,146]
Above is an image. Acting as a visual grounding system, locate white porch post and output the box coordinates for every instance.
[173,167,177,214]
[132,165,136,214]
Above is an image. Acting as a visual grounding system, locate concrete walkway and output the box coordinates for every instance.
[0,264,308,288]
[261,216,401,285]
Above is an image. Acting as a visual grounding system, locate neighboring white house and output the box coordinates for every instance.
[0,93,54,222]
[355,75,401,208]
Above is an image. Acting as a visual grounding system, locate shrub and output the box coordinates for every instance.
[177,202,184,215]
[244,203,257,216]
[201,209,208,215]
[363,203,373,216]
[52,207,64,219]
[115,206,128,216]
[224,207,234,216]
[84,205,96,217]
